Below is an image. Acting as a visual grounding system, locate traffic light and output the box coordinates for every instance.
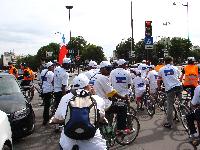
[145,21,152,37]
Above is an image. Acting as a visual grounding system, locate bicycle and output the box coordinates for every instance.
[164,96,189,131]
[99,99,140,149]
[21,84,34,102]
[140,88,155,116]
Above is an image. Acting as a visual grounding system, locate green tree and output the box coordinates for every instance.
[36,43,60,62]
[115,38,132,61]
[168,37,192,63]
[81,44,106,64]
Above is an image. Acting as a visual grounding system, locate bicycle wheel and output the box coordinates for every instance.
[146,98,155,117]
[115,114,140,146]
[128,106,137,116]
[178,104,189,131]
[157,92,166,111]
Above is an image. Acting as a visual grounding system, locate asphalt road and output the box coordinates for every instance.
[14,73,197,150]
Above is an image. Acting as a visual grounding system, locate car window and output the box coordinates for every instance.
[0,76,21,95]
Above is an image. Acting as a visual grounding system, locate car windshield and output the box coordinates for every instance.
[0,76,21,95]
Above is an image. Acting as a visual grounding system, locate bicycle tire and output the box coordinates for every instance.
[178,104,189,131]
[157,92,166,111]
[115,115,140,146]
[146,98,155,117]
[128,106,137,116]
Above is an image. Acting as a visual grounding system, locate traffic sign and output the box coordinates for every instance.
[145,45,153,49]
[144,37,153,45]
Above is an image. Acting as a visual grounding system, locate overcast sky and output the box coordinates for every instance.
[0,0,199,59]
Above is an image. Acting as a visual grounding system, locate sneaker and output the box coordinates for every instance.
[163,123,172,129]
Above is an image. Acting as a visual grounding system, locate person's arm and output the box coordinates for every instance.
[179,68,185,82]
[61,72,69,95]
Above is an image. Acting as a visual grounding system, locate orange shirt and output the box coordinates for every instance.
[183,65,198,87]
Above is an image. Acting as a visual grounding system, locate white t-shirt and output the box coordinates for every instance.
[94,74,114,109]
[147,70,158,90]
[132,76,147,97]
[158,64,182,92]
[110,68,132,96]
[40,69,48,82]
[138,63,148,77]
[42,71,54,93]
[54,67,69,92]
[54,90,107,150]
[191,85,200,105]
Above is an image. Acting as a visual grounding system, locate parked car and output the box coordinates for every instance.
[0,73,35,139]
[0,110,12,150]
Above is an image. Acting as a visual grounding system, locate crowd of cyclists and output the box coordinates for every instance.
[5,55,200,149]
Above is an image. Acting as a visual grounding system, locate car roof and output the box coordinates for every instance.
[0,73,15,78]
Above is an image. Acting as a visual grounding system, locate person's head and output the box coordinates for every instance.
[46,62,54,71]
[148,65,155,71]
[164,56,173,65]
[8,61,13,68]
[135,70,141,77]
[20,63,27,70]
[62,58,71,70]
[88,60,97,70]
[142,60,146,64]
[99,61,113,76]
[72,74,90,91]
[117,59,128,69]
[187,57,195,65]
[158,58,164,65]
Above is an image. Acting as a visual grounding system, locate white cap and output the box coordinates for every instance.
[72,74,90,89]
[63,58,71,64]
[99,61,112,68]
[142,60,146,63]
[88,60,97,68]
[117,59,127,66]
[46,62,53,68]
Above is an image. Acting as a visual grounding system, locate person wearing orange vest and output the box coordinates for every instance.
[8,61,18,78]
[155,58,164,72]
[180,57,199,98]
[20,63,34,86]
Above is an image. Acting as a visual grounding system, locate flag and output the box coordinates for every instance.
[58,34,68,64]
[58,45,68,65]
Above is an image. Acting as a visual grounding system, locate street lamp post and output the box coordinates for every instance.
[130,1,134,63]
[65,6,73,41]
[162,22,171,56]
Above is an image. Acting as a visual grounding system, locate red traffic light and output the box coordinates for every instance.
[145,21,152,27]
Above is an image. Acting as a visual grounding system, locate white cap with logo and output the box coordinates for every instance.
[99,61,112,68]
[88,60,97,68]
[46,62,53,68]
[117,59,127,66]
[72,74,90,89]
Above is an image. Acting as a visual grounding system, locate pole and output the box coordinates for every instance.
[131,1,134,63]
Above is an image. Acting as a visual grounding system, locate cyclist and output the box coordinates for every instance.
[132,70,147,110]
[147,65,158,98]
[180,57,199,99]
[54,58,71,110]
[186,84,200,140]
[20,63,34,86]
[93,61,130,134]
[50,74,107,150]
[155,58,164,72]
[41,62,54,125]
[110,59,132,96]
[8,61,18,78]
[138,60,148,77]
[157,56,182,129]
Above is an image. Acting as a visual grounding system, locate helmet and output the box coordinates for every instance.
[187,57,195,62]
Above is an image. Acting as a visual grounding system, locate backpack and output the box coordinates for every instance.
[64,90,99,140]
